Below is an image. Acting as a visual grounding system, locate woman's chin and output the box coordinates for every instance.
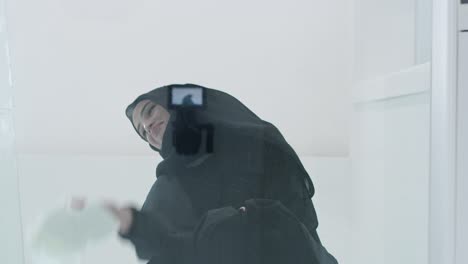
[149,140,162,150]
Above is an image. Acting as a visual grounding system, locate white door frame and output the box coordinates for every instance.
[429,0,459,263]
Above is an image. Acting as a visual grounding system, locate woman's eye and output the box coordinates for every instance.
[146,105,156,117]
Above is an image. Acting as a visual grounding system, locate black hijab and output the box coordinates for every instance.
[125,84,315,216]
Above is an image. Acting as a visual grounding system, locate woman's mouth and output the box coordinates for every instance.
[149,121,165,137]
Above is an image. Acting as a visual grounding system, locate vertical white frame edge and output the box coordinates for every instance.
[430,0,459,263]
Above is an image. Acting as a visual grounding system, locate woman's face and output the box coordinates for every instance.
[132,99,170,149]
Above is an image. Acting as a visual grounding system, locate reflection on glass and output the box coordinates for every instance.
[7,0,434,264]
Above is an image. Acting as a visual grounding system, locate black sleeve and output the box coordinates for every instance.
[118,175,198,262]
[300,224,339,264]
[119,208,165,260]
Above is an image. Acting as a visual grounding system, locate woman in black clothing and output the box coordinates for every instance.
[105,84,338,264]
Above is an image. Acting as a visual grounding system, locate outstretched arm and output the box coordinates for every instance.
[108,175,198,262]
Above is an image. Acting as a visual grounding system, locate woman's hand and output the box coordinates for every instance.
[102,201,134,235]
[70,197,134,235]
[70,196,87,210]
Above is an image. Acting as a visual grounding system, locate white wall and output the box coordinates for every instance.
[302,157,352,264]
[349,92,430,264]
[350,0,431,263]
[16,155,351,264]
[6,0,354,157]
[354,0,417,81]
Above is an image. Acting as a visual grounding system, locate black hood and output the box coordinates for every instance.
[125,84,315,212]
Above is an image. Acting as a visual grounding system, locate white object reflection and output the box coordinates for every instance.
[29,200,118,263]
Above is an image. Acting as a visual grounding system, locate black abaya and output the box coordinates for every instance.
[121,84,338,264]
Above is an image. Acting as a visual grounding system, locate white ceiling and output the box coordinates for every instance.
[7,0,353,156]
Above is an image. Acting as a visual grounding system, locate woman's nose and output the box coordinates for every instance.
[144,120,160,133]
[143,123,151,134]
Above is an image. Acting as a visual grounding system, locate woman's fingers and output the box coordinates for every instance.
[117,207,134,234]
[101,200,120,217]
[70,197,86,210]
[100,201,134,234]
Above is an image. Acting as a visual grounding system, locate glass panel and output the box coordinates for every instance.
[0,0,12,109]
[9,1,432,264]
[0,111,24,264]
[1,1,23,263]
